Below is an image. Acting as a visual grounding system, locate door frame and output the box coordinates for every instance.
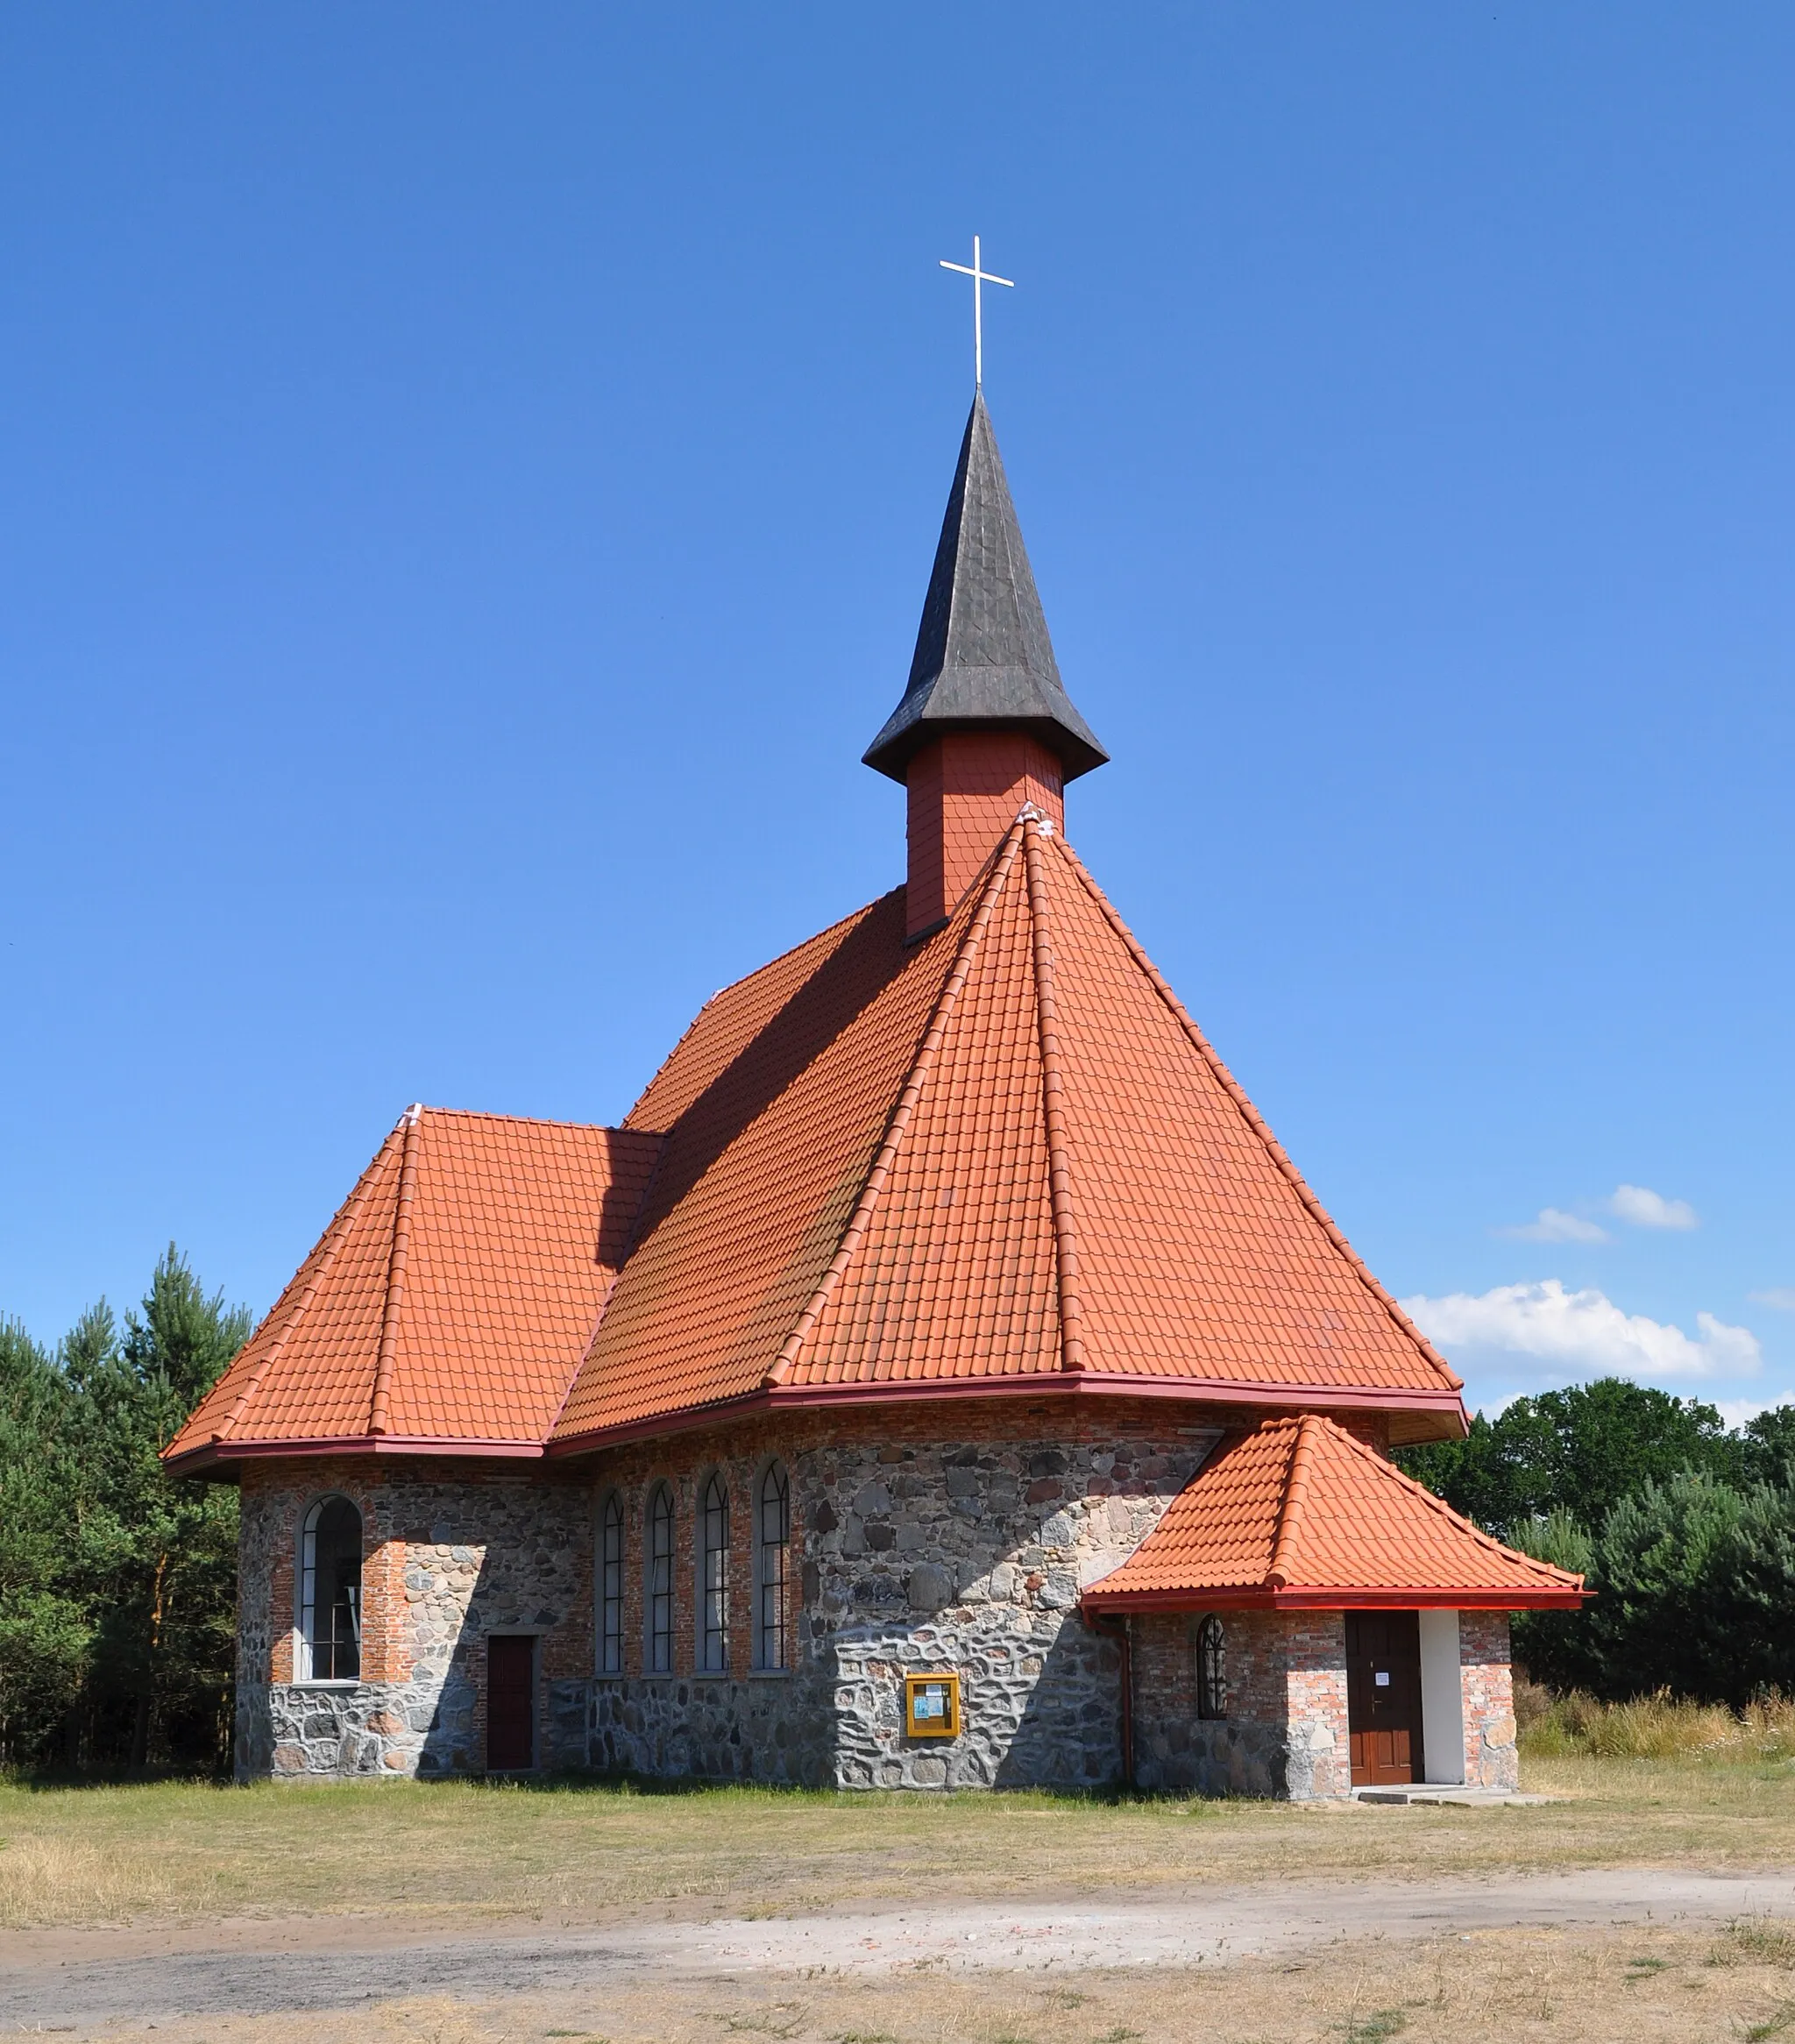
[1344,1609,1425,1788]
[485,1629,543,1773]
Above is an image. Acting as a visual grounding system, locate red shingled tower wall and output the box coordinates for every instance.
[905,731,1064,939]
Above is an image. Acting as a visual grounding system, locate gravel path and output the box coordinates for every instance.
[4,1870,1794,2028]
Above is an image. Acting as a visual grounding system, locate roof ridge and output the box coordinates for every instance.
[1315,1413,1584,1587]
[368,1104,424,1437]
[209,1125,399,1444]
[763,825,1029,1388]
[1266,1414,1317,1588]
[415,1105,628,1136]
[1050,834,1464,1400]
[622,891,904,1132]
[1021,812,1088,1374]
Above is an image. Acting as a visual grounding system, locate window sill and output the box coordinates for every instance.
[749,1667,792,1680]
[286,1679,361,1692]
[692,1669,733,1683]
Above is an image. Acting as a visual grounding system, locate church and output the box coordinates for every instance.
[167,380,1582,1799]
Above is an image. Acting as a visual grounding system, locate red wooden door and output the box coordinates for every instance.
[487,1635,536,1771]
[1345,1611,1423,1786]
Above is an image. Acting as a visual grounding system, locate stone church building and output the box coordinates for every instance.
[167,390,1581,1798]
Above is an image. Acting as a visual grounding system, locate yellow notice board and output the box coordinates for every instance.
[904,1671,961,1738]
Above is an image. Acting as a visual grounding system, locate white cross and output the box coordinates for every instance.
[939,234,1014,390]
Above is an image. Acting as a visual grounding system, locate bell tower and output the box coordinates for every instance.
[864,392,1108,939]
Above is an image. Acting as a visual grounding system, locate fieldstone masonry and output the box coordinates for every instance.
[232,1409,1525,1799]
[236,1457,592,1780]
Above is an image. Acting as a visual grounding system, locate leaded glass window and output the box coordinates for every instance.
[599,1492,625,1676]
[1197,1614,1227,1721]
[646,1484,675,1674]
[756,1463,790,1671]
[699,1473,730,1674]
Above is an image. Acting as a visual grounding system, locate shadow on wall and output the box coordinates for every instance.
[413,1544,496,1777]
[990,1615,1124,1789]
[822,1607,1125,1791]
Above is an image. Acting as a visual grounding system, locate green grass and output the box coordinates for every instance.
[5,1754,1795,1930]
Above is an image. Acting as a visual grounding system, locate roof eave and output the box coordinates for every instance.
[863,707,1110,786]
[1079,1583,1588,1614]
[163,1433,550,1479]
[546,1372,1467,1457]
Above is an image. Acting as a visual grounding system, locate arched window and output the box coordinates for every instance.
[699,1473,730,1674]
[1196,1614,1227,1721]
[756,1462,790,1671]
[299,1497,362,1682]
[646,1484,675,1674]
[598,1492,625,1676]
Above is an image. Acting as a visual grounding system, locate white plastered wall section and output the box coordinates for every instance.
[1417,1608,1466,1784]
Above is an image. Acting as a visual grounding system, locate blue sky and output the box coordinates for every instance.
[3,6,1791,1423]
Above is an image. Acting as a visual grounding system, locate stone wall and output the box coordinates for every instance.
[230,1405,1503,1799]
[236,1456,592,1780]
[234,1402,1219,1787]
[1131,1608,1349,1799]
[577,1403,1215,1790]
[1458,1609,1519,1791]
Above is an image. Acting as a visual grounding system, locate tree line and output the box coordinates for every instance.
[0,1249,247,1774]
[1399,1379,1795,1707]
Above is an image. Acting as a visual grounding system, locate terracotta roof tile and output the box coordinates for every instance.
[553,812,1461,1443]
[1082,1415,1584,1609]
[166,1109,659,1465]
[172,813,1468,1467]
[555,888,977,1436]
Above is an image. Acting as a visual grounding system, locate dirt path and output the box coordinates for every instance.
[4,1870,1793,2028]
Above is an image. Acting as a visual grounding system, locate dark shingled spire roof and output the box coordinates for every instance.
[863,392,1109,784]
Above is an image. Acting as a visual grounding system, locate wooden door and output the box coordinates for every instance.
[487,1635,536,1771]
[1345,1611,1423,1786]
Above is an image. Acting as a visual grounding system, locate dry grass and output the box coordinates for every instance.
[34,1919,1795,2044]
[4,1752,1795,1932]
[1519,1687,1795,1763]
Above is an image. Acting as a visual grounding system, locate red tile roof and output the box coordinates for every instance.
[1082,1415,1584,1610]
[170,813,1467,1470]
[166,1108,659,1468]
[553,812,1462,1444]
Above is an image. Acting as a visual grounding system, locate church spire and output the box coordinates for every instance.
[862,391,1108,785]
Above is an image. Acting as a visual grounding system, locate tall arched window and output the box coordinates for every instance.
[699,1473,730,1673]
[756,1462,790,1671]
[299,1497,362,1681]
[645,1484,675,1674]
[598,1492,625,1676]
[1196,1614,1227,1721]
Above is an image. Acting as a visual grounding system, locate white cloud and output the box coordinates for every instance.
[1749,1288,1795,1313]
[1400,1280,1761,1380]
[1713,1394,1795,1430]
[1608,1184,1698,1231]
[1498,1207,1609,1245]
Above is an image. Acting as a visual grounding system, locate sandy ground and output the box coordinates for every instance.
[5,1869,1795,2032]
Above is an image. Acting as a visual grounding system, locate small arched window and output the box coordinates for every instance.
[756,1462,790,1671]
[699,1473,730,1674]
[300,1497,362,1682]
[598,1492,625,1676]
[1196,1614,1227,1721]
[646,1484,675,1674]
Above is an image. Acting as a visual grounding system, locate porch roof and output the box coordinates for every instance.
[1080,1414,1586,1613]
